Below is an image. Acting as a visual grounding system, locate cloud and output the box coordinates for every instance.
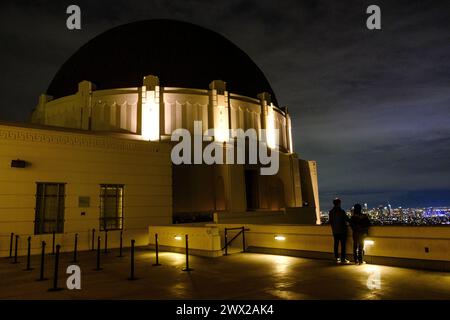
[0,0,449,207]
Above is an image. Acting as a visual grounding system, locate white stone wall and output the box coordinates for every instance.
[211,224,450,262]
[91,89,139,133]
[148,225,222,257]
[31,81,292,151]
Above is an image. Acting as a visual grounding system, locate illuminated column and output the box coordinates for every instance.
[308,160,321,225]
[285,108,293,153]
[209,80,232,213]
[141,75,160,141]
[208,80,229,142]
[78,80,96,130]
[257,92,276,149]
[257,92,271,133]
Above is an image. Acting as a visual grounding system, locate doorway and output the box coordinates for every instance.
[245,169,259,211]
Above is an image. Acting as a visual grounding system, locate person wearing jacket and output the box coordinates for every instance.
[350,203,371,264]
[329,198,350,263]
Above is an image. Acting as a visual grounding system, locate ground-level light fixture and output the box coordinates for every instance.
[174,235,182,241]
[274,235,286,241]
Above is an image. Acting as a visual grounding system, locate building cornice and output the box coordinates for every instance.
[0,124,165,154]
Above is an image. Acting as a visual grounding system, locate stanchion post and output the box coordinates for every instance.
[24,236,33,271]
[51,231,55,255]
[104,230,108,254]
[48,244,62,291]
[128,239,137,280]
[37,241,47,281]
[117,230,124,258]
[71,233,78,263]
[91,228,96,251]
[94,236,102,271]
[224,228,228,256]
[182,234,193,272]
[152,233,161,266]
[12,235,19,264]
[242,226,246,252]
[9,232,14,258]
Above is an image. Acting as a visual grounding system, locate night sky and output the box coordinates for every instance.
[1,0,449,209]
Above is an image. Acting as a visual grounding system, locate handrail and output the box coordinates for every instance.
[222,230,242,250]
[222,226,250,255]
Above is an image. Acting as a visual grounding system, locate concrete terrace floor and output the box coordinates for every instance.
[0,248,449,300]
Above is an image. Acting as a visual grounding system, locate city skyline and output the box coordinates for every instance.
[321,205,450,226]
[1,0,449,208]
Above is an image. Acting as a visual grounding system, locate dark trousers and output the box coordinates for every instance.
[353,233,366,262]
[333,233,347,260]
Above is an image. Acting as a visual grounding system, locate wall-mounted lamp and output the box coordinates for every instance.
[364,239,374,246]
[274,235,286,241]
[174,235,182,241]
[11,159,27,168]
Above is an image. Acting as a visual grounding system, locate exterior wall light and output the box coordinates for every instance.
[11,159,27,168]
[364,239,374,246]
[174,235,182,241]
[274,235,286,241]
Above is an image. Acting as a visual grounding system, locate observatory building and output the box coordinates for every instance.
[0,20,319,253]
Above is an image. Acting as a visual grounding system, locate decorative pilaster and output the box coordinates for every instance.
[285,107,293,153]
[258,92,277,148]
[78,80,96,130]
[208,80,229,142]
[141,75,161,141]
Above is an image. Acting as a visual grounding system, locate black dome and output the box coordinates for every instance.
[47,19,277,104]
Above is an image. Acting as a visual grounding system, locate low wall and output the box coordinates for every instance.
[214,208,317,225]
[148,225,222,257]
[207,224,450,271]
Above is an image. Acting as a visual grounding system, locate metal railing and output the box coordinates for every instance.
[222,227,250,255]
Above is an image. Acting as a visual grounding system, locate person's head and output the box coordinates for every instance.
[333,198,341,207]
[353,203,362,215]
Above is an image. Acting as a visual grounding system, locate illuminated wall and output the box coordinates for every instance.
[30,75,318,222]
[0,123,172,257]
[31,77,292,151]
[210,223,450,270]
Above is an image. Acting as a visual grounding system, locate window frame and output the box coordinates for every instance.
[34,182,66,235]
[99,184,124,231]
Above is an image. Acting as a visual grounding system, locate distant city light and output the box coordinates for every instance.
[320,205,450,226]
[274,235,286,241]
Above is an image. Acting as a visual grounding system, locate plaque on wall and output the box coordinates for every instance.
[78,196,90,208]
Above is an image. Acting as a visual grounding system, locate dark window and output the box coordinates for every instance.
[100,185,124,231]
[34,183,65,234]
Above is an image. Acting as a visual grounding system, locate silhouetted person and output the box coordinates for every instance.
[350,203,371,264]
[329,198,349,263]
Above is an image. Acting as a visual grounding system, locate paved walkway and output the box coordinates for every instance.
[0,248,449,299]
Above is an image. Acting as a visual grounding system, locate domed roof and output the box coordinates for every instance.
[47,19,277,104]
